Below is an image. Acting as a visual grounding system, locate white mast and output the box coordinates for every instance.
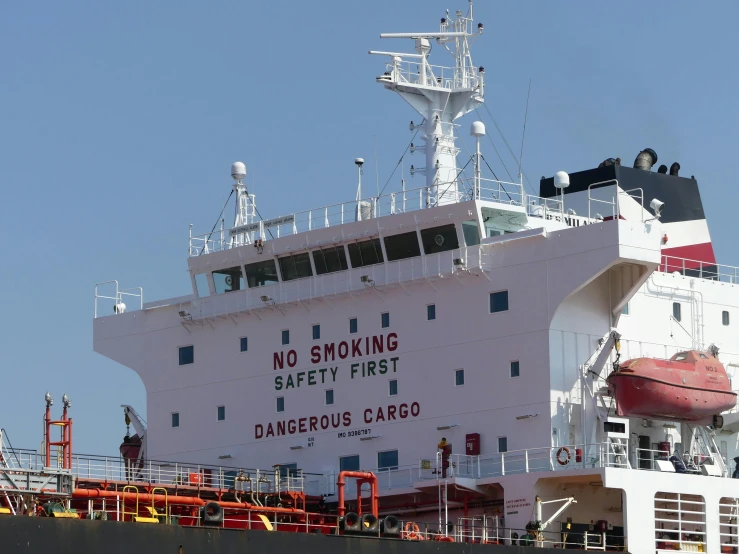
[371,1,484,206]
[230,161,256,246]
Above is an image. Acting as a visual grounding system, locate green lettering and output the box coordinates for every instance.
[275,376,283,391]
[319,367,327,383]
[351,363,359,379]
[296,372,305,387]
[286,374,295,389]
[390,357,399,372]
[330,366,338,381]
[308,370,316,386]
[367,360,376,376]
[379,359,388,374]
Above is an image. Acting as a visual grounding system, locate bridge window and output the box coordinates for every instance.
[171,412,180,428]
[490,291,509,313]
[377,450,399,471]
[245,259,279,288]
[194,273,210,297]
[179,345,194,365]
[673,302,682,322]
[348,238,384,268]
[278,253,313,282]
[212,266,244,294]
[340,455,360,472]
[723,310,730,326]
[462,220,480,246]
[384,231,421,261]
[313,245,348,275]
[421,224,459,255]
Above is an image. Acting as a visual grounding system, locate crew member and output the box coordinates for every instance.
[438,437,452,478]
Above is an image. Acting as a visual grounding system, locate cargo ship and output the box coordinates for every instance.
[3,2,739,552]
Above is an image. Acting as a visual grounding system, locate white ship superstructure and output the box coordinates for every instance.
[91,4,739,551]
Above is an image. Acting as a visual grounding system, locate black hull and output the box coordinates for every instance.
[1,516,577,554]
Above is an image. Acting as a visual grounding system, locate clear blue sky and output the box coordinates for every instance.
[1,1,738,456]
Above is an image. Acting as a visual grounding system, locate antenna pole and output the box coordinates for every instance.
[475,134,482,198]
[518,78,531,186]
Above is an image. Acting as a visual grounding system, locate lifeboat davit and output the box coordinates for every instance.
[607,350,736,422]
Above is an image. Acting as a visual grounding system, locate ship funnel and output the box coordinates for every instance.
[633,148,658,171]
[669,162,681,177]
[657,165,668,174]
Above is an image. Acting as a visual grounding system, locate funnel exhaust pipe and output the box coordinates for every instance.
[633,148,658,171]
[657,165,667,174]
[669,162,680,176]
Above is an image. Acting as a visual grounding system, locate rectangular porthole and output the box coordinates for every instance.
[276,397,285,413]
[217,406,225,421]
[312,324,321,340]
[240,337,248,352]
[349,318,358,334]
[179,345,194,366]
[723,310,730,326]
[171,413,180,428]
[455,369,465,386]
[510,361,520,378]
[498,437,508,453]
[673,302,681,322]
[490,291,509,313]
[325,389,334,406]
[340,455,360,472]
[427,304,436,321]
[389,379,398,396]
[381,312,390,328]
[377,450,399,471]
[282,329,290,345]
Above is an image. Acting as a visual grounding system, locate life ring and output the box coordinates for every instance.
[403,521,421,540]
[556,446,571,466]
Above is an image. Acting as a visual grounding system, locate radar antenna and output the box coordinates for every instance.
[370,1,484,206]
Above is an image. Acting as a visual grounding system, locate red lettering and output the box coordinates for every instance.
[338,341,349,359]
[352,339,362,357]
[364,408,373,424]
[387,333,398,351]
[309,416,318,432]
[331,413,341,428]
[372,335,384,354]
[255,424,264,439]
[287,350,297,368]
[376,407,385,422]
[266,423,275,437]
[277,421,286,436]
[310,345,321,364]
[399,404,408,418]
[387,405,397,420]
[288,420,297,434]
[365,336,370,355]
[324,343,335,362]
[299,418,307,433]
[320,415,329,429]
[343,411,352,426]
[273,352,284,370]
[411,402,420,417]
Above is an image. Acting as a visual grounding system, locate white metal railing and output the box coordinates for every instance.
[660,255,739,283]
[94,280,143,318]
[384,59,481,91]
[188,179,573,258]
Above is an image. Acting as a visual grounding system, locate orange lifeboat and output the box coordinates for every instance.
[607,350,736,422]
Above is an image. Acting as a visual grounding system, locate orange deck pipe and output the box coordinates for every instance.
[336,470,378,518]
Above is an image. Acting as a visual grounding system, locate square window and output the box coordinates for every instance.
[171,412,180,428]
[510,361,520,378]
[340,455,360,472]
[240,337,248,352]
[325,389,334,405]
[622,303,630,316]
[179,345,194,365]
[349,318,358,334]
[427,304,436,321]
[389,379,398,396]
[217,406,225,421]
[381,312,390,328]
[282,329,290,345]
[723,311,730,326]
[673,302,681,322]
[377,450,399,471]
[490,291,509,313]
[276,397,285,413]
[498,436,508,453]
[455,369,465,386]
[313,324,321,340]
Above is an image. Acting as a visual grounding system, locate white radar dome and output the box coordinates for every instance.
[470,121,486,137]
[554,171,570,189]
[231,161,247,182]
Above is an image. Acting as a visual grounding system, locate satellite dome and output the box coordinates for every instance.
[231,162,247,182]
[554,171,570,189]
[470,121,486,137]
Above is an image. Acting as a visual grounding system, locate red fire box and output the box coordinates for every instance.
[465,433,481,455]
